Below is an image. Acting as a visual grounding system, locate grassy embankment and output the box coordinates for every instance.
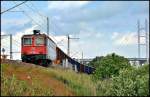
[1,60,96,96]
[1,60,148,96]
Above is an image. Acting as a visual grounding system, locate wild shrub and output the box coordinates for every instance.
[92,53,131,80]
[110,64,149,96]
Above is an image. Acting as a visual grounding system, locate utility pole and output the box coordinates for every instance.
[66,34,79,69]
[82,51,83,64]
[10,34,12,60]
[67,34,79,57]
[1,10,24,60]
[67,35,70,56]
[47,17,49,35]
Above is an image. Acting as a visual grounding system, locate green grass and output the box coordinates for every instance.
[1,73,53,96]
[1,62,149,96]
[1,63,97,96]
[42,67,97,96]
[1,63,53,96]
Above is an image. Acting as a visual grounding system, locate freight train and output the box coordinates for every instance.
[21,30,95,74]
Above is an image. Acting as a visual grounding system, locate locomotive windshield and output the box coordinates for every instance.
[35,37,44,45]
[23,38,32,45]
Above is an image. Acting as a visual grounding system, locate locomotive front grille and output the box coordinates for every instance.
[21,54,46,62]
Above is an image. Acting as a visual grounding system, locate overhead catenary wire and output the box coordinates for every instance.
[12,39,21,47]
[70,50,80,58]
[10,1,67,53]
[50,17,66,35]
[1,1,28,14]
[13,39,21,45]
[12,1,58,36]
[1,35,20,47]
[71,32,83,59]
[48,17,70,53]
[23,2,47,26]
[1,37,20,57]
[26,2,64,35]
[22,1,68,50]
[12,1,46,32]
[21,10,46,31]
[1,2,68,58]
[3,1,75,58]
[50,18,81,58]
[28,2,47,20]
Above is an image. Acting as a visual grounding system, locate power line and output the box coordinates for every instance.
[25,1,50,35]
[56,39,65,44]
[2,1,71,57]
[22,11,46,31]
[24,3,47,25]
[11,1,67,53]
[12,1,46,31]
[48,17,69,52]
[50,17,65,34]
[20,2,67,50]
[13,39,21,45]
[29,2,47,20]
[1,1,28,14]
[12,39,21,47]
[70,50,80,58]
[49,18,77,55]
[12,36,21,44]
[27,2,50,35]
[1,35,20,47]
[22,1,67,46]
[9,1,45,29]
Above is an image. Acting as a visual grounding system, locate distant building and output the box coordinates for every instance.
[76,58,148,66]
[128,58,148,66]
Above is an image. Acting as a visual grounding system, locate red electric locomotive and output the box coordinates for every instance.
[21,30,57,66]
[21,30,95,74]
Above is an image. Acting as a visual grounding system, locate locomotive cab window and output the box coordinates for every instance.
[35,37,44,46]
[23,38,32,45]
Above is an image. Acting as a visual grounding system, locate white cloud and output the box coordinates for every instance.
[47,28,104,59]
[68,29,103,58]
[2,29,147,60]
[48,34,68,53]
[48,1,89,10]
[112,32,119,39]
[113,32,146,45]
[1,31,5,35]
[1,25,38,60]
[1,18,30,27]
[1,26,70,60]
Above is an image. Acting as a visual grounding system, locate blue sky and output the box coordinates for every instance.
[1,1,149,59]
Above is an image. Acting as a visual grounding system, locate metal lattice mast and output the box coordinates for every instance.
[145,19,149,63]
[137,20,140,59]
[137,19,149,64]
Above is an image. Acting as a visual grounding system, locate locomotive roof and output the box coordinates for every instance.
[22,33,56,45]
